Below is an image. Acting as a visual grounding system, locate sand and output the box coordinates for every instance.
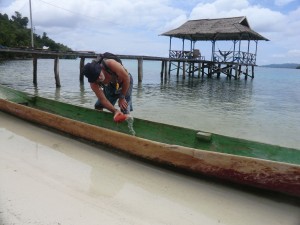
[0,111,299,225]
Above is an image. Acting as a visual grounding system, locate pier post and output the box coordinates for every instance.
[245,66,248,80]
[182,61,186,79]
[79,57,85,82]
[54,57,61,87]
[217,63,221,78]
[161,60,165,79]
[33,55,37,85]
[227,65,232,79]
[164,61,168,78]
[201,63,205,77]
[176,61,180,77]
[198,62,201,78]
[238,65,242,79]
[234,64,239,80]
[168,61,172,76]
[207,63,212,78]
[138,58,143,82]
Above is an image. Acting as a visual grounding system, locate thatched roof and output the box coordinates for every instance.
[161,16,269,41]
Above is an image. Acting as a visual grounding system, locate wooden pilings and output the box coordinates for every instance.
[2,48,256,86]
[79,57,85,82]
[167,60,254,80]
[29,55,255,88]
[32,56,61,87]
[54,57,61,87]
[138,58,143,82]
[33,56,37,85]
[160,60,168,79]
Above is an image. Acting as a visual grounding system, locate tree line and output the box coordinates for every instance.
[0,11,73,59]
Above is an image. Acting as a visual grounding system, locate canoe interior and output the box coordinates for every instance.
[1,85,299,165]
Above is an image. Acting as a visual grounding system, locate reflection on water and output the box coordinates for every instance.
[0,59,300,148]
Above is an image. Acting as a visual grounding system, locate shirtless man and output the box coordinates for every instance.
[83,56,133,119]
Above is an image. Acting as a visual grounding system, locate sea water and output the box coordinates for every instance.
[126,115,136,136]
[0,59,299,149]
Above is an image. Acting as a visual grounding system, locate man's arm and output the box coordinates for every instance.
[90,82,119,114]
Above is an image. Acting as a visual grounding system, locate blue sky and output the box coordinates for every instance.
[1,0,299,65]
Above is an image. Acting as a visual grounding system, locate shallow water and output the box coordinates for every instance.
[0,59,299,148]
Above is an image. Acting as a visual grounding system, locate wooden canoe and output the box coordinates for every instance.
[0,84,299,197]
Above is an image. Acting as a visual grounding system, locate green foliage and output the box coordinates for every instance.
[0,11,73,52]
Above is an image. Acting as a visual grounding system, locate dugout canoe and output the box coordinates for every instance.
[0,84,299,197]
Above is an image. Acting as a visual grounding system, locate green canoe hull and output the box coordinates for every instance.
[1,85,300,197]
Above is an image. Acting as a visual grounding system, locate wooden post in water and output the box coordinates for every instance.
[182,61,186,79]
[54,57,61,87]
[33,55,37,85]
[201,63,205,77]
[234,64,239,80]
[207,63,212,78]
[161,60,165,79]
[164,61,168,78]
[217,63,221,78]
[176,61,180,77]
[138,58,143,82]
[238,65,242,79]
[79,57,85,82]
[168,61,172,76]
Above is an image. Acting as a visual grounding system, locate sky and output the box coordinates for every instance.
[0,0,299,65]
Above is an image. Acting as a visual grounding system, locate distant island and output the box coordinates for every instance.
[259,63,300,69]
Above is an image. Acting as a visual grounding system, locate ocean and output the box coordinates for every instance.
[0,58,299,149]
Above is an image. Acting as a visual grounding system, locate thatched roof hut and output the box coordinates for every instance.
[160,16,269,67]
[161,16,269,41]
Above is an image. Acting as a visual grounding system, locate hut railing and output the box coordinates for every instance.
[169,50,205,60]
[213,51,256,65]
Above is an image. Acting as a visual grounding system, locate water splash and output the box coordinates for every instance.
[126,115,136,136]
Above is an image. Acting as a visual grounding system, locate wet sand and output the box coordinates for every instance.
[0,111,299,225]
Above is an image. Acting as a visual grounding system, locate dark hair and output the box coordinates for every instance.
[83,62,102,83]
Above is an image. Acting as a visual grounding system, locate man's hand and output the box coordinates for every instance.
[118,98,128,111]
[113,110,127,123]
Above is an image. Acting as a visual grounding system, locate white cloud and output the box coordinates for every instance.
[1,0,300,64]
[189,0,286,33]
[275,0,296,6]
[187,0,300,64]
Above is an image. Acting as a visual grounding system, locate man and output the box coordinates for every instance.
[83,56,133,120]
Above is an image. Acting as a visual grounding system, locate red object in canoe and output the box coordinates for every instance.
[114,114,128,123]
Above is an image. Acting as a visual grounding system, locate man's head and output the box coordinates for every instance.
[83,62,104,83]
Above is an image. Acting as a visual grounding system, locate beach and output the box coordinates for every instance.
[1,111,300,225]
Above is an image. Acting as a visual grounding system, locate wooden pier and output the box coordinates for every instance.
[1,47,258,88]
[1,47,222,87]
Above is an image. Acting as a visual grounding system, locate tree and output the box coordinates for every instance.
[11,11,28,28]
[0,11,73,59]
